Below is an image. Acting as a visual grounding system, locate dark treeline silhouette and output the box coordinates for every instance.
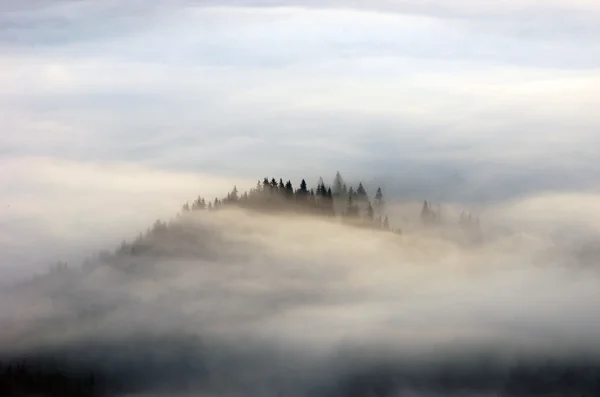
[181,172,393,230]
[42,171,483,269]
[105,171,485,259]
[108,172,406,259]
[0,359,100,397]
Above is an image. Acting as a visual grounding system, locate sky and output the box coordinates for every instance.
[1,0,600,278]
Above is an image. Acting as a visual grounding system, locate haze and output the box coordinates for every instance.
[0,1,599,396]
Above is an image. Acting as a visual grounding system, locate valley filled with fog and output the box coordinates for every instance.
[2,0,600,395]
[1,186,600,396]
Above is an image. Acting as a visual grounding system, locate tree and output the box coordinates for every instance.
[325,187,335,216]
[345,194,359,218]
[317,177,326,197]
[366,201,374,221]
[300,179,308,192]
[333,171,344,195]
[297,179,309,198]
[279,178,285,190]
[356,182,367,201]
[230,186,238,202]
[374,187,384,215]
[285,180,294,198]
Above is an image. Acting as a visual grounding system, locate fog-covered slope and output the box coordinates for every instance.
[1,200,600,396]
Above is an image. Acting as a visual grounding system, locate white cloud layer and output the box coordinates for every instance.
[0,0,598,276]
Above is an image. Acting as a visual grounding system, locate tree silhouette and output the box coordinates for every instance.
[333,171,344,196]
[374,187,384,215]
[366,201,374,221]
[345,194,359,219]
[356,182,368,201]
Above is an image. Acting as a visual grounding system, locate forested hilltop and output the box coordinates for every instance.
[98,171,483,262]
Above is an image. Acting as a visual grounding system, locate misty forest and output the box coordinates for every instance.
[110,171,482,261]
[1,171,600,397]
[2,1,600,396]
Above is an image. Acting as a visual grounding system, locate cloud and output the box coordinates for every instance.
[1,0,599,286]
[0,156,251,280]
[1,203,600,395]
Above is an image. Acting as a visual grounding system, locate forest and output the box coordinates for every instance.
[111,171,483,260]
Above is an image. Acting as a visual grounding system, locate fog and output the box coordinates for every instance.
[1,192,600,396]
[2,1,600,394]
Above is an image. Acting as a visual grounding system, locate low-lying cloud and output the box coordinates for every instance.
[1,196,600,395]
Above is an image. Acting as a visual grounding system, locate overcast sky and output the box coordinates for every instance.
[1,0,599,278]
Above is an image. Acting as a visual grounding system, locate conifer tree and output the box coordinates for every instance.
[366,201,374,221]
[374,187,384,215]
[357,182,368,201]
[300,179,308,192]
[285,180,294,197]
[345,194,359,218]
[333,171,344,195]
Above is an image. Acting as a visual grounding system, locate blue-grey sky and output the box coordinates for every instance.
[1,0,599,278]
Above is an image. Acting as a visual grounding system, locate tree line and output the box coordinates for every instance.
[181,171,395,232]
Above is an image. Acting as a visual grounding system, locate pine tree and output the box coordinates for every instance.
[279,178,285,190]
[345,194,359,218]
[366,201,374,221]
[300,179,308,192]
[333,171,344,195]
[357,182,368,201]
[297,179,309,199]
[285,180,294,197]
[317,177,326,197]
[374,187,384,215]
